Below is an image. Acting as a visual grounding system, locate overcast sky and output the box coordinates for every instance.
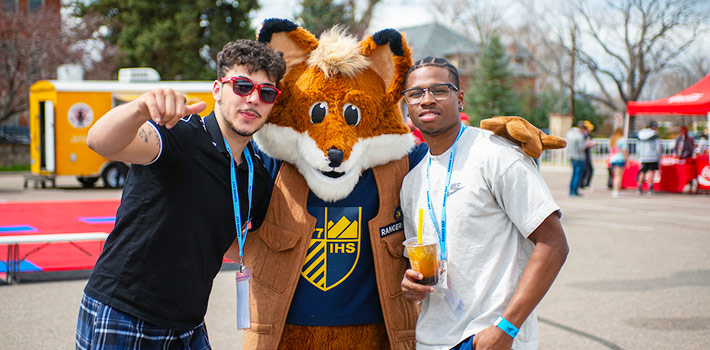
[251,0,435,33]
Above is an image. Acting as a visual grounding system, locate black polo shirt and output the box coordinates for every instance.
[84,112,269,330]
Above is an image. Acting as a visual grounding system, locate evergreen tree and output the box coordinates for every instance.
[525,88,608,132]
[524,88,567,129]
[466,35,520,127]
[298,0,354,37]
[72,0,259,80]
[564,96,608,136]
[297,0,381,39]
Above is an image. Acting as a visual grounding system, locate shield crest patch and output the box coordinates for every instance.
[301,207,361,291]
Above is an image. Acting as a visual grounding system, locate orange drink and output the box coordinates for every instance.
[403,237,439,285]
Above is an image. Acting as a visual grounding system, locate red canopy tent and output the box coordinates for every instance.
[625,73,710,136]
[625,74,710,192]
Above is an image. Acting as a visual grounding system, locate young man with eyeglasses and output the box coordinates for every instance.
[76,39,285,349]
[399,57,569,350]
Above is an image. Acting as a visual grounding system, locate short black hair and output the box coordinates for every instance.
[217,39,286,84]
[404,56,460,89]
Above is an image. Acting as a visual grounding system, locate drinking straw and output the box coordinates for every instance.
[417,208,423,245]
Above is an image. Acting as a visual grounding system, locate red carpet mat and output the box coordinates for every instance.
[0,199,119,276]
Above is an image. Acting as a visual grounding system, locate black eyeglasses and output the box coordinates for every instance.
[219,77,282,104]
[402,83,458,105]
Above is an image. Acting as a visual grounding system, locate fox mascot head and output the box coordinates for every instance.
[255,19,414,201]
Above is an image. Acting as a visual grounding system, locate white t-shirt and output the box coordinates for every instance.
[400,127,561,350]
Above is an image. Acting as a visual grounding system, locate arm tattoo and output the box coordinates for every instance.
[151,127,160,146]
[138,127,149,143]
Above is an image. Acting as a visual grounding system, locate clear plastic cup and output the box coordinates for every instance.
[403,237,439,285]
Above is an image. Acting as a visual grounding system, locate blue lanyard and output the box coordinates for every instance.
[224,139,254,264]
[426,124,465,261]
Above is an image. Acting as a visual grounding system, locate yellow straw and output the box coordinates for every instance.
[417,208,423,245]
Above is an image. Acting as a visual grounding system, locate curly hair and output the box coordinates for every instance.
[404,56,460,89]
[217,39,286,84]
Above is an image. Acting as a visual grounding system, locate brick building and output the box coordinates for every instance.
[398,22,537,98]
[1,0,61,131]
[2,0,59,15]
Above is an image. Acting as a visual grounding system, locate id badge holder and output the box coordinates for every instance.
[435,259,464,319]
[235,265,251,329]
[438,258,448,287]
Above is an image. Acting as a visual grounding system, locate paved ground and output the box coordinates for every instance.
[1,169,709,349]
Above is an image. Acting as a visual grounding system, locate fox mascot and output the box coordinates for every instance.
[239,18,565,350]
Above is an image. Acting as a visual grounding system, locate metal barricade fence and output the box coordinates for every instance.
[540,138,709,169]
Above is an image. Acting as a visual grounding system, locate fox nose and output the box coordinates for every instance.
[328,148,344,168]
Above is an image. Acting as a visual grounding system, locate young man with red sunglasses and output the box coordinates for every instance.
[76,39,285,349]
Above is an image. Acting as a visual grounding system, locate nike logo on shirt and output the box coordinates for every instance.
[448,183,464,196]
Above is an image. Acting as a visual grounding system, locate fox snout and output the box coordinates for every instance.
[327,148,344,168]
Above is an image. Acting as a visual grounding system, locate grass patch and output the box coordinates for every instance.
[0,164,30,172]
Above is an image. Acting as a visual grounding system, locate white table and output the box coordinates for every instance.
[0,232,108,284]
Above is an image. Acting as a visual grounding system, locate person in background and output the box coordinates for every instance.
[459,112,471,125]
[698,130,709,155]
[673,126,695,159]
[566,121,588,197]
[606,160,614,190]
[636,121,662,194]
[405,113,426,144]
[608,128,628,197]
[580,120,596,189]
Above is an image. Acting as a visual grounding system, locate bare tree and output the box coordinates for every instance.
[298,0,381,40]
[643,50,710,101]
[0,8,63,125]
[532,0,708,113]
[64,11,120,80]
[685,50,710,79]
[431,0,504,45]
[0,6,114,125]
[347,0,381,39]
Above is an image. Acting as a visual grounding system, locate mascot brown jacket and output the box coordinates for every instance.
[242,160,417,349]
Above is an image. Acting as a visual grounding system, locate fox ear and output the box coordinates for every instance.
[258,18,319,77]
[360,29,413,103]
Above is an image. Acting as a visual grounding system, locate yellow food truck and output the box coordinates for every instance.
[28,71,215,188]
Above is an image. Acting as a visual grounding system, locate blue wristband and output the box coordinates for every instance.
[494,316,519,339]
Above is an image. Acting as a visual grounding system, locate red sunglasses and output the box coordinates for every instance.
[218,77,282,104]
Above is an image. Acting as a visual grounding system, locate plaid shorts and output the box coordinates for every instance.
[76,293,211,350]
